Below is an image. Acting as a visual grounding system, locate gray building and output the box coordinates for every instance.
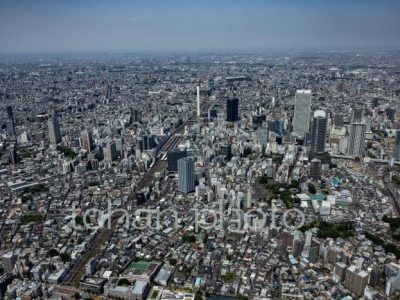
[292,90,311,136]
[347,123,366,157]
[105,141,118,161]
[310,158,321,179]
[258,127,269,145]
[48,116,62,144]
[178,157,195,194]
[394,131,400,161]
[310,110,327,153]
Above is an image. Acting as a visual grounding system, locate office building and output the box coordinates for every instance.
[219,144,232,161]
[1,252,16,273]
[105,141,117,161]
[208,107,218,119]
[310,158,321,179]
[131,109,141,123]
[292,90,311,136]
[386,107,396,121]
[276,119,284,136]
[385,262,400,296]
[351,107,364,123]
[178,157,195,194]
[196,86,201,117]
[258,127,269,145]
[310,110,327,153]
[167,149,186,172]
[47,116,62,144]
[334,262,347,282]
[9,147,18,165]
[348,123,366,157]
[226,98,239,122]
[344,265,369,297]
[394,131,400,161]
[6,106,13,120]
[6,121,15,136]
[106,85,112,99]
[82,130,94,152]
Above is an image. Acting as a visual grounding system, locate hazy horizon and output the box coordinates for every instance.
[1,0,400,55]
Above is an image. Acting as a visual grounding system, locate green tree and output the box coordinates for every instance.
[308,183,316,194]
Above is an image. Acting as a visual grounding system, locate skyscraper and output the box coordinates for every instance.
[1,252,16,273]
[344,265,370,297]
[105,141,117,161]
[258,127,269,145]
[226,98,239,122]
[310,158,321,179]
[178,157,195,194]
[196,86,201,118]
[310,110,327,153]
[48,116,62,144]
[394,131,400,161]
[82,130,94,152]
[6,106,13,120]
[106,85,112,99]
[351,107,364,123]
[292,90,311,136]
[6,121,15,136]
[348,123,366,157]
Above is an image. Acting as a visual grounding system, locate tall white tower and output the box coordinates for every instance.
[196,86,201,118]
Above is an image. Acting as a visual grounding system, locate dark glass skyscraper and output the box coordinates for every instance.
[310,110,327,153]
[226,98,239,122]
[394,131,400,161]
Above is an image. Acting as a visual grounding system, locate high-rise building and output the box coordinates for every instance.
[115,138,124,157]
[48,116,62,144]
[334,262,347,282]
[219,144,232,161]
[105,141,117,162]
[5,106,16,137]
[258,127,269,145]
[351,107,364,123]
[82,130,94,152]
[276,120,284,136]
[6,106,13,120]
[310,158,321,179]
[5,121,15,136]
[310,110,327,153]
[196,86,201,118]
[386,107,396,121]
[226,98,239,122]
[106,85,112,99]
[1,252,16,273]
[9,147,18,165]
[344,265,370,297]
[167,149,186,172]
[385,262,400,297]
[347,123,366,157]
[394,131,400,161]
[178,157,195,194]
[292,90,311,136]
[131,109,141,123]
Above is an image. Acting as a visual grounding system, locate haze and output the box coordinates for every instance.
[0,0,399,54]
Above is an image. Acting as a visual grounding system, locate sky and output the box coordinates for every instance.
[0,0,399,54]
